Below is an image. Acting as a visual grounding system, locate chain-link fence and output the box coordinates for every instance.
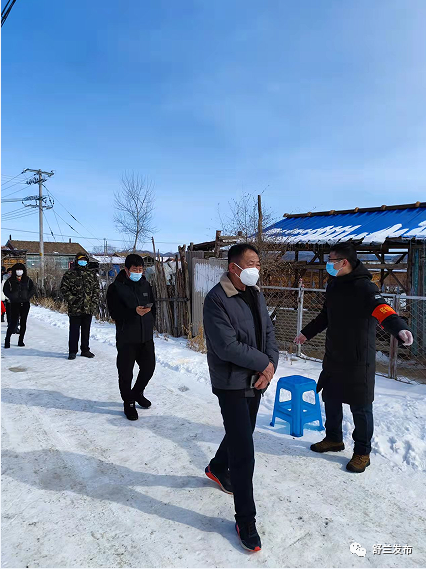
[263,286,426,384]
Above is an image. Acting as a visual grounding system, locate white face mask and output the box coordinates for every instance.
[16,270,24,277]
[235,263,259,286]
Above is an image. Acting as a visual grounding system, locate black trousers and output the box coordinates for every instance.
[325,399,374,455]
[117,340,156,403]
[5,302,30,342]
[69,314,92,354]
[210,389,261,525]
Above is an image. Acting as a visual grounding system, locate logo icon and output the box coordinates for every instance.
[350,542,366,557]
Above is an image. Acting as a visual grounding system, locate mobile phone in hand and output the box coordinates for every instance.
[145,303,153,308]
[250,374,258,388]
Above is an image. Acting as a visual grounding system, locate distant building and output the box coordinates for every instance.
[4,239,90,272]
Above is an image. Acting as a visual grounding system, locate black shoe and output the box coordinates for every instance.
[135,393,151,409]
[205,465,233,494]
[124,402,138,421]
[18,340,25,347]
[4,340,10,349]
[68,353,77,360]
[235,519,261,552]
[81,350,95,358]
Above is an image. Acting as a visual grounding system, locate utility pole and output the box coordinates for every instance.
[23,168,54,289]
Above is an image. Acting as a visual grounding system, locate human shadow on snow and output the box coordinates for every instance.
[1,448,240,550]
[2,387,348,469]
[2,348,66,359]
[1,388,123,417]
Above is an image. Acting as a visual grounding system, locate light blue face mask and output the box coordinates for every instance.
[77,260,88,267]
[129,272,142,282]
[326,261,342,277]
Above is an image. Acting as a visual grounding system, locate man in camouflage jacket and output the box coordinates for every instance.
[60,252,99,360]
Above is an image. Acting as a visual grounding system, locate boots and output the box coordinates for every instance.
[18,339,25,347]
[4,338,10,349]
[81,350,95,358]
[310,437,345,453]
[135,393,151,409]
[346,453,370,473]
[124,402,138,421]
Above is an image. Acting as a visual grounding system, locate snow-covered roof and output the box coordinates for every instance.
[264,203,426,244]
[92,255,126,264]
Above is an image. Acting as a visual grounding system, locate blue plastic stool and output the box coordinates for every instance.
[270,375,324,437]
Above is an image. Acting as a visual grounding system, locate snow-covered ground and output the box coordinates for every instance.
[2,306,426,568]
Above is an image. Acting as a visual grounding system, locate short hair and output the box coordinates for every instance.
[330,242,357,268]
[125,253,144,269]
[228,243,259,265]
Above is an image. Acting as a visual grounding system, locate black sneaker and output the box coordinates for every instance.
[81,350,95,358]
[18,340,25,347]
[235,519,262,552]
[124,402,138,421]
[68,353,77,360]
[205,464,233,494]
[135,393,151,409]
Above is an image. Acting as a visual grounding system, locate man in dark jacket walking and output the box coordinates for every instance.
[106,254,156,421]
[294,243,413,473]
[60,252,99,360]
[203,243,279,553]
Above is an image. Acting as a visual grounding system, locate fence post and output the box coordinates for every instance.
[388,294,400,379]
[296,283,304,357]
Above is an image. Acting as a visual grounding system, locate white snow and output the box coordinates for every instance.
[2,307,426,567]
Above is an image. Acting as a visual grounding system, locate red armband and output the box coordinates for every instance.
[372,303,396,324]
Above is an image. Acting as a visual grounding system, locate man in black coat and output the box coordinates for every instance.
[203,243,279,553]
[294,243,413,473]
[106,254,156,421]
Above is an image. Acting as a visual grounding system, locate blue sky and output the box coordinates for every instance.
[2,0,426,253]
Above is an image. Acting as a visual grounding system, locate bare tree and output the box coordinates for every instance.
[217,191,294,286]
[91,245,116,256]
[114,174,156,252]
[217,191,276,241]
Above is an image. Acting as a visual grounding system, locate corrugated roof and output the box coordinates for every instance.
[264,205,426,244]
[6,240,89,255]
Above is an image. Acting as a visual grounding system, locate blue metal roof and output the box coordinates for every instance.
[263,207,426,244]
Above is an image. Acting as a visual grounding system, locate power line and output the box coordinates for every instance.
[2,209,38,220]
[44,186,104,248]
[2,175,34,196]
[1,0,17,26]
[1,172,26,185]
[0,226,180,245]
[43,211,56,241]
[1,197,27,203]
[50,208,64,241]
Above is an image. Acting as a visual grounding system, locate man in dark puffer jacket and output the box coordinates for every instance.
[60,252,99,360]
[107,254,156,421]
[295,242,413,473]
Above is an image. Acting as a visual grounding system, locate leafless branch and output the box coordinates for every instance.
[113,173,156,252]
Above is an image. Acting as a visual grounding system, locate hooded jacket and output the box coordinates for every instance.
[3,267,35,304]
[60,253,100,316]
[106,269,156,345]
[203,273,279,390]
[301,260,410,405]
